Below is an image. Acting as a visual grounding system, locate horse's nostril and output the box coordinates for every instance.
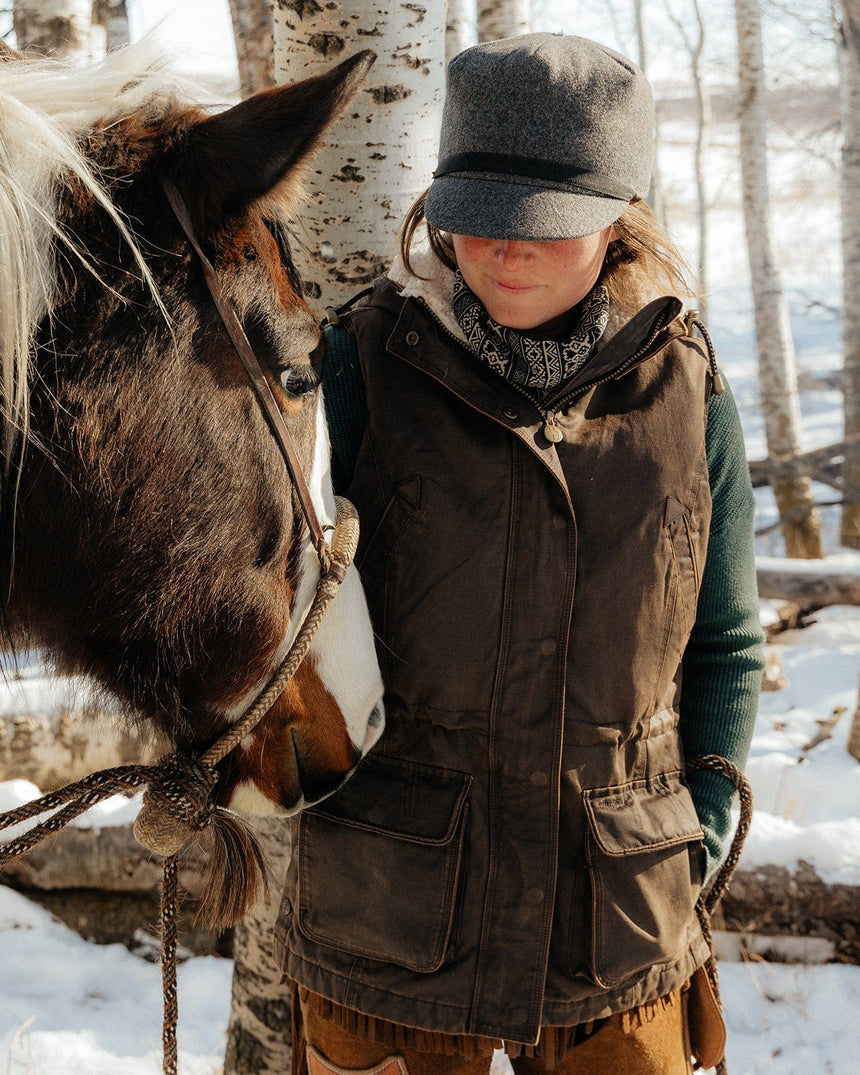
[289,726,360,807]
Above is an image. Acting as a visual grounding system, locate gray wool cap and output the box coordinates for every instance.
[425,33,654,242]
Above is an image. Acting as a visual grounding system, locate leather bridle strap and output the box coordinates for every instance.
[159,176,332,566]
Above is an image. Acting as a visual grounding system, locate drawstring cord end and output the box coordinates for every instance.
[684,310,725,395]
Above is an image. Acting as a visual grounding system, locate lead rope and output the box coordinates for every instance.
[688,754,754,1075]
[0,495,360,1075]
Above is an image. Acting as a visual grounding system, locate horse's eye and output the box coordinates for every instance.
[279,365,319,397]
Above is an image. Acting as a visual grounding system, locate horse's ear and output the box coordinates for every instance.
[172,50,375,225]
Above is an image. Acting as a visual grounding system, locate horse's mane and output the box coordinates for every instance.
[0,39,218,473]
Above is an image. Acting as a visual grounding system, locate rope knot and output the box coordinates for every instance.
[133,753,218,857]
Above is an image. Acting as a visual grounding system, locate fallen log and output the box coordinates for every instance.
[748,432,860,490]
[0,821,207,897]
[712,930,836,964]
[757,556,860,606]
[717,861,860,964]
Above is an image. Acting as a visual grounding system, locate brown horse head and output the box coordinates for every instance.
[0,44,384,918]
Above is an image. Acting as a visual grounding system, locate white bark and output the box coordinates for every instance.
[689,0,710,320]
[840,2,860,547]
[86,1,128,61]
[734,0,822,558]
[107,0,130,50]
[228,0,275,98]
[665,0,711,317]
[12,0,93,60]
[476,0,531,42]
[446,0,474,64]
[635,0,666,227]
[273,0,446,313]
[224,818,293,1075]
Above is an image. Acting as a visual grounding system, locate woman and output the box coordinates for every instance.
[276,32,764,1075]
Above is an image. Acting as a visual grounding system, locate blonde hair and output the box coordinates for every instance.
[0,39,201,474]
[399,191,697,313]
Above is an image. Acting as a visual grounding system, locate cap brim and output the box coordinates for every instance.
[425,174,628,241]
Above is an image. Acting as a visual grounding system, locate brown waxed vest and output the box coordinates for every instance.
[277,277,714,1044]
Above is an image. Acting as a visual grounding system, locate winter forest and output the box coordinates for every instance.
[0,0,858,1072]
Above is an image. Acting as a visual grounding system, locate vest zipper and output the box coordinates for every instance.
[415,300,679,442]
[540,305,677,441]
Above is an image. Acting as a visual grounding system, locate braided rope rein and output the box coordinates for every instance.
[688,754,754,1075]
[0,496,360,1075]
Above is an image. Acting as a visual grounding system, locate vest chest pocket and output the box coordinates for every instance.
[583,772,704,989]
[296,755,471,974]
[356,475,421,590]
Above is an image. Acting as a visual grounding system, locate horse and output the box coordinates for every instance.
[0,40,384,926]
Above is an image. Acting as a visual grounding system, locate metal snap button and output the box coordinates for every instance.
[405,330,419,346]
[502,408,518,420]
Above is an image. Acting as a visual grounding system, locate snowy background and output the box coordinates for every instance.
[1,1,859,1073]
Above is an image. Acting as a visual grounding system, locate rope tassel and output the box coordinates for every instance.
[133,753,218,856]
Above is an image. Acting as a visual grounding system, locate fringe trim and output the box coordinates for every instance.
[298,988,681,1068]
[299,988,499,1059]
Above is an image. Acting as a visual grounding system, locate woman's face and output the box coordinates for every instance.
[452,229,613,332]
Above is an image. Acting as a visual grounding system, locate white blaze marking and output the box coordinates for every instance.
[228,394,384,809]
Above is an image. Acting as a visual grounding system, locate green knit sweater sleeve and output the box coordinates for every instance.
[681,378,765,881]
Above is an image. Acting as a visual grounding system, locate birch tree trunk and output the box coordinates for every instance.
[12,0,93,60]
[734,0,822,558]
[222,10,446,1069]
[273,1,445,313]
[228,0,275,98]
[477,0,531,43]
[666,0,711,318]
[689,0,710,321]
[447,0,474,64]
[634,0,665,227]
[840,0,860,548]
[91,0,127,57]
[224,818,293,1074]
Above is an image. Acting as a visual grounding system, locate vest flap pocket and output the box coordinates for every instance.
[356,476,421,590]
[583,771,703,856]
[583,772,704,989]
[309,753,469,843]
[296,757,471,973]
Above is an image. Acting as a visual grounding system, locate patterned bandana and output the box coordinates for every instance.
[452,270,610,395]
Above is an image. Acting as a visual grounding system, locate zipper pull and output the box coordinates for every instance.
[543,412,564,443]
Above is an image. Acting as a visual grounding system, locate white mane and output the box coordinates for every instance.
[0,39,215,470]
